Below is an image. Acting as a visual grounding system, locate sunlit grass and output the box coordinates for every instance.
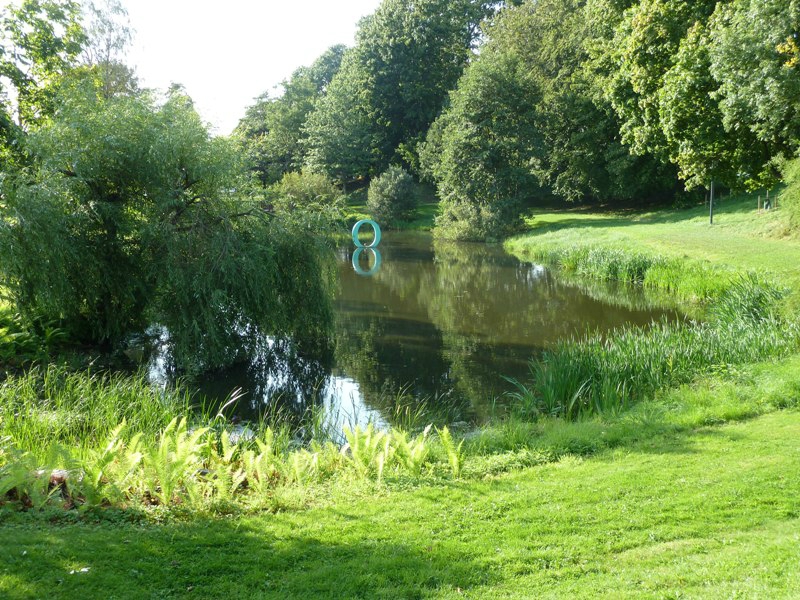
[0,367,190,456]
[509,193,800,297]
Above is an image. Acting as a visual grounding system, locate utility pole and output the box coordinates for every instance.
[709,180,714,225]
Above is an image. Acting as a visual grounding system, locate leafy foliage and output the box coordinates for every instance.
[0,0,85,172]
[302,49,379,184]
[0,0,85,129]
[589,0,797,190]
[366,165,417,226]
[266,171,346,238]
[0,86,335,371]
[424,44,539,241]
[304,0,491,182]
[236,45,345,186]
[709,0,800,161]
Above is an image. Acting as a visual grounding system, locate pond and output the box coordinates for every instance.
[150,232,677,431]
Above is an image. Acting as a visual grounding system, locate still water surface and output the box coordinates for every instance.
[151,232,676,429]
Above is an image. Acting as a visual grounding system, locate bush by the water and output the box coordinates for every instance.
[270,171,344,214]
[782,155,800,231]
[367,166,417,226]
[0,90,336,373]
[434,196,523,242]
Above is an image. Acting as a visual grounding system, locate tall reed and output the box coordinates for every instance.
[510,276,799,420]
[0,366,190,456]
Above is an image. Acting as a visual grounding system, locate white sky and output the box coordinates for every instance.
[123,0,383,135]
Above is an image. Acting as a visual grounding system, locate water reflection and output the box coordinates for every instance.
[352,247,382,276]
[151,232,678,429]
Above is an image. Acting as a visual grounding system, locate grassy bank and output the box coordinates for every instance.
[2,407,798,598]
[506,194,800,308]
[501,195,800,428]
[2,350,800,513]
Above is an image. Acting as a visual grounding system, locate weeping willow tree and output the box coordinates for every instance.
[0,84,336,373]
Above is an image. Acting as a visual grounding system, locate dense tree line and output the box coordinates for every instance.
[238,0,799,240]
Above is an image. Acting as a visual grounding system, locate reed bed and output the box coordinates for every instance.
[0,367,190,456]
[507,276,799,420]
[520,243,737,303]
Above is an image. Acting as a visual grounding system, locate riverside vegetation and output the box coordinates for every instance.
[4,191,800,515]
[2,0,800,597]
[2,190,800,598]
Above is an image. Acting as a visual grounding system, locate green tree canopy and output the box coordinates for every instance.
[0,86,335,372]
[423,0,676,240]
[0,0,85,169]
[709,0,800,165]
[304,0,491,182]
[589,0,797,190]
[591,0,718,160]
[422,30,542,241]
[236,44,345,186]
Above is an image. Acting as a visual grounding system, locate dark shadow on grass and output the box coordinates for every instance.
[0,511,493,600]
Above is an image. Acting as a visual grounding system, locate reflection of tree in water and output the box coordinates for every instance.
[246,337,334,414]
[420,240,679,417]
[334,306,474,425]
[156,335,335,429]
[334,235,678,425]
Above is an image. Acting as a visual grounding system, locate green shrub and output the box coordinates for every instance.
[781,155,800,231]
[367,166,417,227]
[434,196,522,242]
[270,171,344,214]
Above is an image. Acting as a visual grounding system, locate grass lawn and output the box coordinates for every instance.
[508,194,800,288]
[2,409,798,599]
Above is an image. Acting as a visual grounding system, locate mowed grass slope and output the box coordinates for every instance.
[1,411,798,599]
[508,194,800,289]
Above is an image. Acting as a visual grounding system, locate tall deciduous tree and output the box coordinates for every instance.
[304,0,491,182]
[76,0,137,99]
[657,21,769,189]
[302,49,380,185]
[590,0,796,190]
[236,45,345,186]
[422,33,542,241]
[709,0,800,166]
[591,0,718,161]
[424,0,675,240]
[509,0,674,202]
[0,0,85,168]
